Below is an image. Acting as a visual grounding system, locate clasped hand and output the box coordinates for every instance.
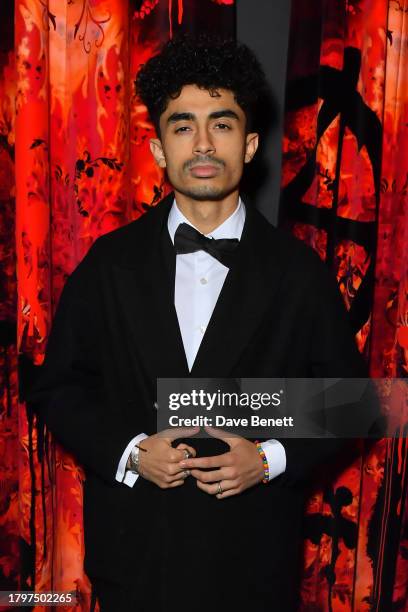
[137,426,264,499]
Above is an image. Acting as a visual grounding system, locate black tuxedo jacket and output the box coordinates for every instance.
[28,193,367,611]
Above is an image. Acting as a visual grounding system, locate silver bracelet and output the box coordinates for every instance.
[127,445,141,473]
[127,443,147,473]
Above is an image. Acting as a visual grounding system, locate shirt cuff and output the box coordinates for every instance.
[259,439,286,481]
[115,433,148,487]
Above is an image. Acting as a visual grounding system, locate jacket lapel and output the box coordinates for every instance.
[190,202,285,376]
[111,193,189,379]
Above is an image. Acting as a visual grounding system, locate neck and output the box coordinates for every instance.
[174,190,240,234]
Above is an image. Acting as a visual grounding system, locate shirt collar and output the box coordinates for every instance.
[167,196,246,245]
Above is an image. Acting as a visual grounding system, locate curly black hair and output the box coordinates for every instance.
[135,34,269,136]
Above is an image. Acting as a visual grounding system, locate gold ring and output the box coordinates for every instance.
[217,481,223,495]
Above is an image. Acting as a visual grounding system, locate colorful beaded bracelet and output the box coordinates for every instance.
[254,441,269,483]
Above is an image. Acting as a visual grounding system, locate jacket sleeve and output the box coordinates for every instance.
[25,241,141,485]
[275,252,382,487]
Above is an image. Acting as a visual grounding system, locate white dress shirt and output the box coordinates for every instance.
[115,197,286,486]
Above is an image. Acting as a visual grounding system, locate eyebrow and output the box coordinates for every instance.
[166,109,240,124]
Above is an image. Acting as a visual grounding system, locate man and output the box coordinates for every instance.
[29,36,366,611]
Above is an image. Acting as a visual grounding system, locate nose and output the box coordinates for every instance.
[193,126,215,156]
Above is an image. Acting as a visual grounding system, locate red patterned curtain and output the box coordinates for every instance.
[281,0,408,609]
[0,2,19,600]
[0,0,234,609]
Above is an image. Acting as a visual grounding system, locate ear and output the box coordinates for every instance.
[149,138,167,168]
[244,132,259,163]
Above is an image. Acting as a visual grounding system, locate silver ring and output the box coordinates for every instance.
[183,469,190,478]
[217,481,223,495]
[184,449,192,459]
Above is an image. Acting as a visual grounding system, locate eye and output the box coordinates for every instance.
[215,123,231,130]
[175,126,191,133]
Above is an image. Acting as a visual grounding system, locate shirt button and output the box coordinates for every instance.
[199,325,206,334]
[200,277,208,285]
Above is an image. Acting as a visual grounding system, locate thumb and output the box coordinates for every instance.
[175,442,197,458]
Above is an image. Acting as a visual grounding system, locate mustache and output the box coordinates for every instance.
[184,156,225,171]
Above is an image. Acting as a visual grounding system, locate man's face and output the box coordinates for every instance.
[149,84,259,201]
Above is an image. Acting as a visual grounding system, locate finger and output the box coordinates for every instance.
[158,426,200,442]
[175,443,197,458]
[196,478,237,496]
[204,425,240,446]
[195,479,215,495]
[190,468,229,483]
[216,487,240,499]
[166,464,190,478]
[167,447,196,464]
[167,479,185,488]
[180,453,230,469]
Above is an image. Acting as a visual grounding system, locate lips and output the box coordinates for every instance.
[190,165,220,178]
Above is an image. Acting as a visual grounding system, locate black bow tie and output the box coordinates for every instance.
[174,222,239,268]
